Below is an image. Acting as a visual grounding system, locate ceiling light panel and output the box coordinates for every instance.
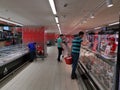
[0,17,23,26]
[109,22,119,26]
[106,0,113,7]
[55,17,59,23]
[48,0,57,15]
[94,26,101,30]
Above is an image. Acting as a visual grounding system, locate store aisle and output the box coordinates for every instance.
[0,46,80,90]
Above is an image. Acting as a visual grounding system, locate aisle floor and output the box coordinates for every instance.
[0,46,84,90]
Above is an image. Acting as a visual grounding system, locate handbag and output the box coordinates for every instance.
[64,56,72,65]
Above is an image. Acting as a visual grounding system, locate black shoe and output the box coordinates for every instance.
[75,75,78,79]
[71,74,75,79]
[71,76,75,79]
[74,73,78,79]
[57,59,60,62]
[71,73,78,79]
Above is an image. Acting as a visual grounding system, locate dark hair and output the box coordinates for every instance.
[79,31,84,36]
[60,34,64,37]
[33,42,36,44]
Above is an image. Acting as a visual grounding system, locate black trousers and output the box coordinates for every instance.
[30,51,36,62]
[57,47,63,61]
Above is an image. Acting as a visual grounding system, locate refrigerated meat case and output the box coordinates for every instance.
[78,27,120,90]
[79,46,116,90]
[0,44,30,79]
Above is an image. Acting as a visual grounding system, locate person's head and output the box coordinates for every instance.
[33,42,36,45]
[109,37,115,44]
[59,34,64,39]
[78,31,84,38]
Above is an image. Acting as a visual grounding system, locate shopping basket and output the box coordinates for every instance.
[64,56,72,65]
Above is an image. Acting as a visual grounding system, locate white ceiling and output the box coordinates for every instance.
[0,0,120,34]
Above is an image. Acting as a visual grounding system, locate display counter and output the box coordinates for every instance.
[0,44,30,79]
[79,46,117,90]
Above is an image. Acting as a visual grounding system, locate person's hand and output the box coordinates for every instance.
[82,40,89,46]
[86,41,89,45]
[67,53,71,56]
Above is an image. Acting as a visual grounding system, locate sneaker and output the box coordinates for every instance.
[75,75,78,79]
[71,74,75,79]
[57,59,60,62]
[74,73,78,79]
[71,73,78,79]
[71,76,75,79]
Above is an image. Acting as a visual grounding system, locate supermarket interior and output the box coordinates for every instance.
[0,0,120,90]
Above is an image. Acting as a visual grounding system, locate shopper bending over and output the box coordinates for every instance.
[28,42,37,62]
[57,34,64,62]
[71,31,88,79]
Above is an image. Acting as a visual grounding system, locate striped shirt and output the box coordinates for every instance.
[72,37,83,53]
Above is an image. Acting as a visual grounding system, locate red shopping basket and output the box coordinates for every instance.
[64,56,72,65]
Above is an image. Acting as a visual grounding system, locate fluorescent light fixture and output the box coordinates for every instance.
[57,23,61,34]
[94,27,101,30]
[0,17,23,26]
[109,22,119,26]
[55,17,59,23]
[107,4,113,7]
[10,21,23,26]
[90,14,95,18]
[106,0,113,7]
[48,0,57,15]
[57,23,60,27]
[58,27,61,34]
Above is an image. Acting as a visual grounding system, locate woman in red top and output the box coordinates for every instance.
[109,37,117,55]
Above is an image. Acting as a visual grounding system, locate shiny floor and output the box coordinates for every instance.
[0,46,85,90]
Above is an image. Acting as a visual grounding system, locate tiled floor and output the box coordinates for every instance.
[0,46,84,90]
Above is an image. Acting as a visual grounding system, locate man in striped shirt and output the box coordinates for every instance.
[71,31,84,79]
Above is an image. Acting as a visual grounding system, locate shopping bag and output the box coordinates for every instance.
[64,56,72,65]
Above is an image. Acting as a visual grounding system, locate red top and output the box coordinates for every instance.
[110,43,117,52]
[37,46,43,51]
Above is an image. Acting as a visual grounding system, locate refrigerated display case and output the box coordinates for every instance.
[80,46,116,90]
[78,28,119,90]
[0,44,30,79]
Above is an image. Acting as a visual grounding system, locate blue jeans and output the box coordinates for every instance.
[71,52,80,75]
